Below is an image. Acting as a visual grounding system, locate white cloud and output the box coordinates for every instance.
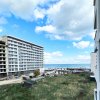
[76,55,90,63]
[0,0,94,40]
[34,9,45,19]
[89,31,95,39]
[84,51,89,54]
[73,41,90,49]
[36,0,94,40]
[0,29,3,33]
[44,51,90,64]
[44,51,63,58]
[35,25,56,33]
[0,0,47,21]
[44,51,63,64]
[90,42,94,47]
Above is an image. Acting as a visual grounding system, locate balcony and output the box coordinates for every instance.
[0,67,6,69]
[0,69,6,73]
[94,0,96,6]
[94,88,97,100]
[0,64,6,66]
[0,52,5,54]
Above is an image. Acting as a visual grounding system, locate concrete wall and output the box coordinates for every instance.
[91,52,97,74]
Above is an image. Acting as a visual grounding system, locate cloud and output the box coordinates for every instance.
[0,0,47,21]
[44,51,63,59]
[73,41,90,49]
[36,0,94,40]
[34,9,45,19]
[44,51,63,64]
[44,51,90,64]
[0,28,3,33]
[90,42,94,47]
[89,31,95,39]
[0,17,7,24]
[76,55,90,63]
[35,25,57,33]
[0,0,94,40]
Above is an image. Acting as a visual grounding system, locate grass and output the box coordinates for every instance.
[0,73,96,100]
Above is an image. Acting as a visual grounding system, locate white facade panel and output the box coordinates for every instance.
[91,52,97,74]
[93,0,100,100]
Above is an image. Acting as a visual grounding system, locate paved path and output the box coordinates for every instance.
[0,78,23,86]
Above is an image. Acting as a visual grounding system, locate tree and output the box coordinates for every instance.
[34,69,40,77]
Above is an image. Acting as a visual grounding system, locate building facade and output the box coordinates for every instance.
[0,36,43,78]
[91,52,97,75]
[92,0,100,100]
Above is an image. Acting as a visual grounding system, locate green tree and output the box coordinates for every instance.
[34,69,40,77]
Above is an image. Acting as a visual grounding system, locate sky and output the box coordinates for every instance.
[0,0,94,64]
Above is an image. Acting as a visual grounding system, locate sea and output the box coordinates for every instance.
[44,64,90,69]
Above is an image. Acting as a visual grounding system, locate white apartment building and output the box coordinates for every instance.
[92,0,100,100]
[0,36,43,78]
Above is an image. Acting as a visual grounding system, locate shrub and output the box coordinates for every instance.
[34,69,40,77]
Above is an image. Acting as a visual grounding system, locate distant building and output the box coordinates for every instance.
[0,36,43,78]
[92,0,100,100]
